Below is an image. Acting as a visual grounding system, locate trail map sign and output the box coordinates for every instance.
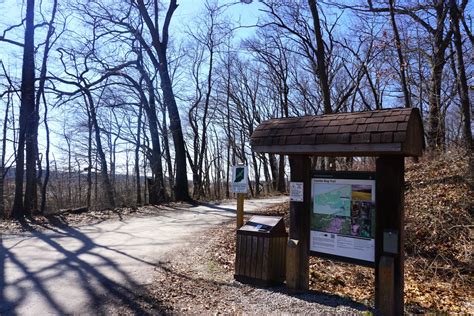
[250,108,425,314]
[231,165,248,193]
[310,171,376,265]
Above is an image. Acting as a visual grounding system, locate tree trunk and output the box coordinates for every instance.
[161,108,174,200]
[277,155,286,193]
[427,4,451,150]
[86,105,92,209]
[145,130,166,204]
[144,84,166,204]
[251,152,260,197]
[76,158,81,205]
[135,0,190,201]
[158,61,190,201]
[308,0,332,114]
[36,0,57,213]
[39,92,50,213]
[427,51,446,150]
[268,154,278,191]
[135,104,143,205]
[449,0,473,181]
[66,135,72,205]
[85,90,115,209]
[12,0,36,217]
[389,0,411,108]
[0,77,10,217]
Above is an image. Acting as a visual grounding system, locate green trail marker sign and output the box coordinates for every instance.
[232,165,248,229]
[231,165,248,193]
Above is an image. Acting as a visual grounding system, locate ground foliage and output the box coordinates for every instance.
[403,148,473,312]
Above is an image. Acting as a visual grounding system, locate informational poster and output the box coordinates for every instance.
[231,165,248,193]
[290,182,304,202]
[310,174,376,264]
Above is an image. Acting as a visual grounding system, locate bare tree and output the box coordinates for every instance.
[12,0,36,217]
[246,33,290,192]
[185,1,228,198]
[54,47,116,209]
[37,0,58,213]
[449,0,473,179]
[388,0,411,108]
[134,0,190,201]
[308,0,332,114]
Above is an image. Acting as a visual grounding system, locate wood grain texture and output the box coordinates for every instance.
[378,256,395,316]
[288,156,311,291]
[375,156,405,314]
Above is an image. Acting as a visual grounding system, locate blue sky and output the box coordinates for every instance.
[0,0,268,174]
[173,0,264,29]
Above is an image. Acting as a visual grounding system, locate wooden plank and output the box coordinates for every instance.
[286,239,299,289]
[275,237,282,281]
[269,237,275,280]
[235,234,241,275]
[261,237,270,281]
[239,234,247,276]
[289,156,311,291]
[276,237,282,280]
[255,237,263,279]
[280,237,286,280]
[375,156,405,314]
[281,237,287,281]
[273,237,279,280]
[245,235,253,277]
[378,256,395,316]
[251,236,258,279]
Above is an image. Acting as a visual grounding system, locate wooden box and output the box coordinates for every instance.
[234,215,288,286]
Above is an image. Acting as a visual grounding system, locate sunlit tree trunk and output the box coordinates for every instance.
[449,0,473,180]
[135,0,190,201]
[12,0,36,217]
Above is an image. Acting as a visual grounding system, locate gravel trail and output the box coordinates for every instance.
[0,197,286,315]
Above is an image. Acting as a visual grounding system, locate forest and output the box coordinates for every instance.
[0,0,472,219]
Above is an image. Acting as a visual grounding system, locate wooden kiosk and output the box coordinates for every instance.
[250,108,424,315]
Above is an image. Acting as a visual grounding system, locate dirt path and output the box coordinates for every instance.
[0,197,287,315]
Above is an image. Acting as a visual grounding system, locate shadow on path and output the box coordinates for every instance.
[0,217,165,315]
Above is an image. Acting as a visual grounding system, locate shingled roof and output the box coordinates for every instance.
[251,108,424,157]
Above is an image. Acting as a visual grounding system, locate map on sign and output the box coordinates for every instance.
[310,175,376,263]
[313,184,351,216]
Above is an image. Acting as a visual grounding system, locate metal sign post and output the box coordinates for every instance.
[231,165,248,229]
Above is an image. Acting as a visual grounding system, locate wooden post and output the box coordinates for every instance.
[288,155,311,291]
[237,193,244,229]
[286,239,300,289]
[375,156,405,315]
[378,256,395,316]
